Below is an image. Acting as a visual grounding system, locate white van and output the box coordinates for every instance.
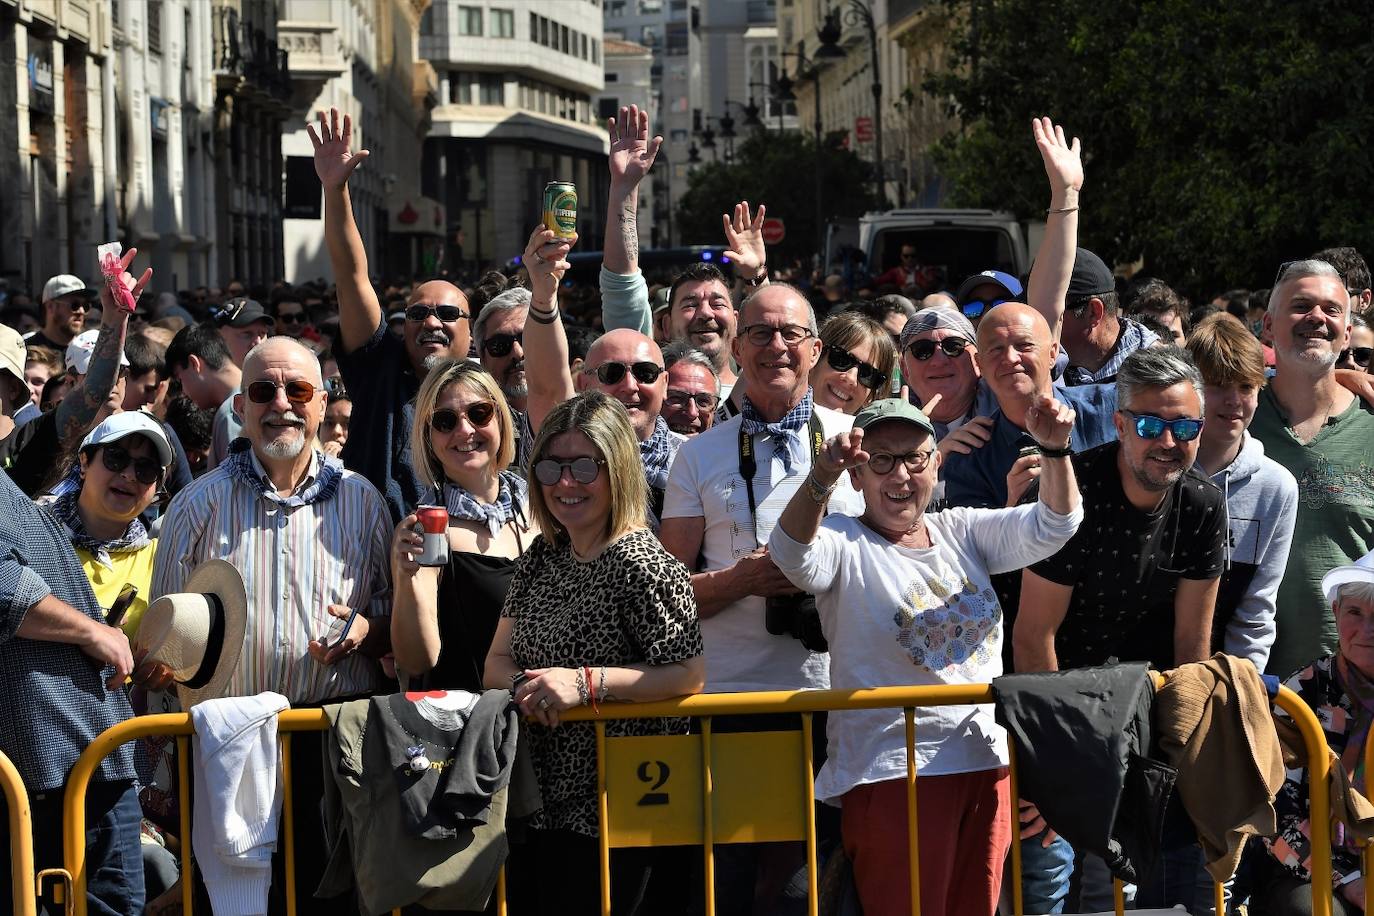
[826,209,1033,293]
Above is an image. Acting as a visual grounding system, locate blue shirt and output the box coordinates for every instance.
[943,382,1120,509]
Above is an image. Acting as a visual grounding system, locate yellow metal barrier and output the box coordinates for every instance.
[55,683,1335,916]
[0,751,38,916]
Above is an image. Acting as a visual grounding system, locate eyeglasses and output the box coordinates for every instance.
[739,323,815,347]
[907,336,971,361]
[430,401,496,433]
[665,389,719,413]
[533,456,606,486]
[99,444,163,486]
[405,303,470,323]
[277,312,306,325]
[867,449,934,475]
[1342,346,1374,368]
[482,333,523,357]
[587,361,665,385]
[822,345,887,391]
[1122,410,1205,442]
[960,298,1008,321]
[245,379,319,404]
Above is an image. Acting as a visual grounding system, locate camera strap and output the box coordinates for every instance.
[738,412,826,547]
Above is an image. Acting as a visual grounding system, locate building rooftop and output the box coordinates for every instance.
[603,38,653,57]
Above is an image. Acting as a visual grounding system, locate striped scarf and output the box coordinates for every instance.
[433,470,526,537]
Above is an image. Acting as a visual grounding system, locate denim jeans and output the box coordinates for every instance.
[1014,832,1075,915]
[0,779,145,916]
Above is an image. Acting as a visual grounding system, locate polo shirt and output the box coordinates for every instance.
[943,381,1119,509]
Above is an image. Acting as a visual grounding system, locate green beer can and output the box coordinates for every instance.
[543,181,577,239]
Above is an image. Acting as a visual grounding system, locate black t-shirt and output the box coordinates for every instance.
[337,323,423,524]
[24,330,68,352]
[1017,441,1227,671]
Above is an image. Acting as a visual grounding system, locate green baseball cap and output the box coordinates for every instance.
[851,398,936,439]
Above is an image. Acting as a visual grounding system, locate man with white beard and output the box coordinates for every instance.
[1249,259,1374,676]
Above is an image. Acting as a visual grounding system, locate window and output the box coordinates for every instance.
[540,16,550,46]
[592,38,599,64]
[640,0,662,11]
[670,128,689,142]
[491,8,514,38]
[458,6,482,36]
[666,22,688,54]
[480,73,503,105]
[420,5,435,35]
[641,25,660,46]
[560,25,570,54]
[581,34,588,59]
[530,12,538,40]
[607,0,625,15]
[147,0,163,54]
[598,98,619,120]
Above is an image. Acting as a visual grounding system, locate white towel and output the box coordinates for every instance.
[191,692,290,916]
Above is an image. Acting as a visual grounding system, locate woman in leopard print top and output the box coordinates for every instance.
[485,391,704,914]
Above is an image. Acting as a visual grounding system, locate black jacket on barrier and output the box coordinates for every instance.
[992,661,1177,883]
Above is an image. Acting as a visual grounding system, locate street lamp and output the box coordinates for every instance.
[826,0,886,206]
[778,40,837,263]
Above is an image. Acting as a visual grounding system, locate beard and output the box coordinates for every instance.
[260,434,306,460]
[1126,447,1187,492]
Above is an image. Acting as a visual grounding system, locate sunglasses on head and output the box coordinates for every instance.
[533,456,606,486]
[99,444,163,486]
[405,303,470,323]
[430,401,496,433]
[822,345,887,391]
[588,361,664,385]
[907,336,971,361]
[246,379,319,404]
[482,333,523,357]
[960,298,1009,321]
[1123,410,1205,442]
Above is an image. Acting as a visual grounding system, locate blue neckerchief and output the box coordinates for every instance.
[223,437,343,507]
[45,489,150,568]
[432,470,527,537]
[639,415,677,492]
[740,389,814,474]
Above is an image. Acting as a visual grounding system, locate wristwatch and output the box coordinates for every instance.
[741,268,768,287]
[1036,442,1073,458]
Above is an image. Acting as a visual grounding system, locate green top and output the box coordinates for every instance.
[1249,384,1374,677]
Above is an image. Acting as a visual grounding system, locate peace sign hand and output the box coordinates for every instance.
[815,429,868,479]
[308,107,370,191]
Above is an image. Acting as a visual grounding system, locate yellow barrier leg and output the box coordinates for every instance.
[1215,877,1226,915]
[702,717,716,916]
[177,735,193,916]
[281,732,297,916]
[1113,878,1125,915]
[596,722,611,916]
[801,714,818,916]
[904,707,920,916]
[0,752,37,916]
[1007,741,1023,916]
[497,865,508,916]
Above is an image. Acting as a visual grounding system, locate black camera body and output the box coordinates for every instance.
[765,593,828,653]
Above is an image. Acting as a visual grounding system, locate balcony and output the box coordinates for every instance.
[215,6,292,109]
[277,20,345,117]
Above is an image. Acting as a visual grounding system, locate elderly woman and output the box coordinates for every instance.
[768,395,1082,916]
[1252,552,1374,916]
[810,311,897,414]
[485,390,705,915]
[391,358,531,692]
[41,410,174,637]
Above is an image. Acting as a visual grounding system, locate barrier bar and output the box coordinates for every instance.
[595,720,611,916]
[280,732,297,916]
[701,717,716,916]
[903,706,919,916]
[176,734,193,916]
[801,713,819,916]
[0,751,36,916]
[1007,740,1023,916]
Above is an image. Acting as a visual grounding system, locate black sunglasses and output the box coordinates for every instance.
[100,444,162,486]
[1343,346,1374,368]
[822,345,886,391]
[482,333,523,357]
[430,402,496,433]
[246,379,318,404]
[907,336,971,361]
[405,303,470,323]
[533,456,606,486]
[277,312,306,325]
[588,361,664,385]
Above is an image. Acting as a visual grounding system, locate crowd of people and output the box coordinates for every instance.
[1,106,1372,916]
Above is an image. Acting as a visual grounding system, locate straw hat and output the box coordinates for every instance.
[136,560,247,707]
[1321,550,1374,605]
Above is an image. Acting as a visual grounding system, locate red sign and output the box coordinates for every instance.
[855,116,873,142]
[761,217,786,245]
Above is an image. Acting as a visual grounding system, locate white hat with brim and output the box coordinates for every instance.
[65,329,130,375]
[80,410,175,469]
[0,324,23,391]
[1321,550,1374,605]
[136,560,247,708]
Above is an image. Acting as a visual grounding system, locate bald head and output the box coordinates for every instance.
[405,280,472,375]
[242,336,324,388]
[973,302,1059,410]
[237,336,327,463]
[739,283,818,335]
[974,302,1050,349]
[582,329,668,441]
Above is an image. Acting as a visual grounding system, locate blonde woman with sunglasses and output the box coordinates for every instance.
[390,358,535,691]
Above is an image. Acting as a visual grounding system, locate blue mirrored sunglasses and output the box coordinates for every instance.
[960,298,1009,320]
[1124,410,1204,442]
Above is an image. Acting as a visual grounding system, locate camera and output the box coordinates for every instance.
[765,593,828,653]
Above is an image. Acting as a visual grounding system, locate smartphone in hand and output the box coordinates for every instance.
[106,584,139,628]
[322,607,361,649]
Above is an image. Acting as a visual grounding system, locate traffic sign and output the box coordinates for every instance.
[855,116,874,142]
[761,217,786,245]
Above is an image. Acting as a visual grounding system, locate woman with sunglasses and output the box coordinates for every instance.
[39,411,174,638]
[485,390,704,914]
[1336,315,1374,372]
[391,358,532,693]
[810,311,897,414]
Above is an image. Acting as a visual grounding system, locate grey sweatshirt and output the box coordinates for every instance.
[1209,433,1299,670]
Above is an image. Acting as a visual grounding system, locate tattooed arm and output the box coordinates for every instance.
[55,249,150,447]
[603,104,661,276]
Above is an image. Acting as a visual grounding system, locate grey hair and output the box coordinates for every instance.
[1115,346,1205,412]
[473,287,532,350]
[1336,580,1374,608]
[662,341,721,395]
[1268,259,1343,314]
[740,281,819,335]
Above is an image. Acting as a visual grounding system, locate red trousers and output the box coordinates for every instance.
[840,767,1011,916]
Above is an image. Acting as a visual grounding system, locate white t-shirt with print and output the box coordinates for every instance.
[769,500,1081,803]
[662,403,863,693]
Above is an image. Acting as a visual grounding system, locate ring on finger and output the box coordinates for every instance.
[538,697,550,710]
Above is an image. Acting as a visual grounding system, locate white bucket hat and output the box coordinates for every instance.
[1321,550,1374,605]
[80,411,175,469]
[135,560,247,707]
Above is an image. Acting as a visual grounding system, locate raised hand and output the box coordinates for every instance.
[523,225,575,303]
[608,104,662,189]
[1025,394,1075,450]
[98,247,152,323]
[816,428,869,477]
[1032,116,1083,197]
[308,107,370,191]
[722,201,767,280]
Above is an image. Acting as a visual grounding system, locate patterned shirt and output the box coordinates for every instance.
[1062,317,1160,386]
[0,469,136,790]
[151,447,392,705]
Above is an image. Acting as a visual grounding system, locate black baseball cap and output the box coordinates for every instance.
[215,297,276,329]
[1068,248,1114,298]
